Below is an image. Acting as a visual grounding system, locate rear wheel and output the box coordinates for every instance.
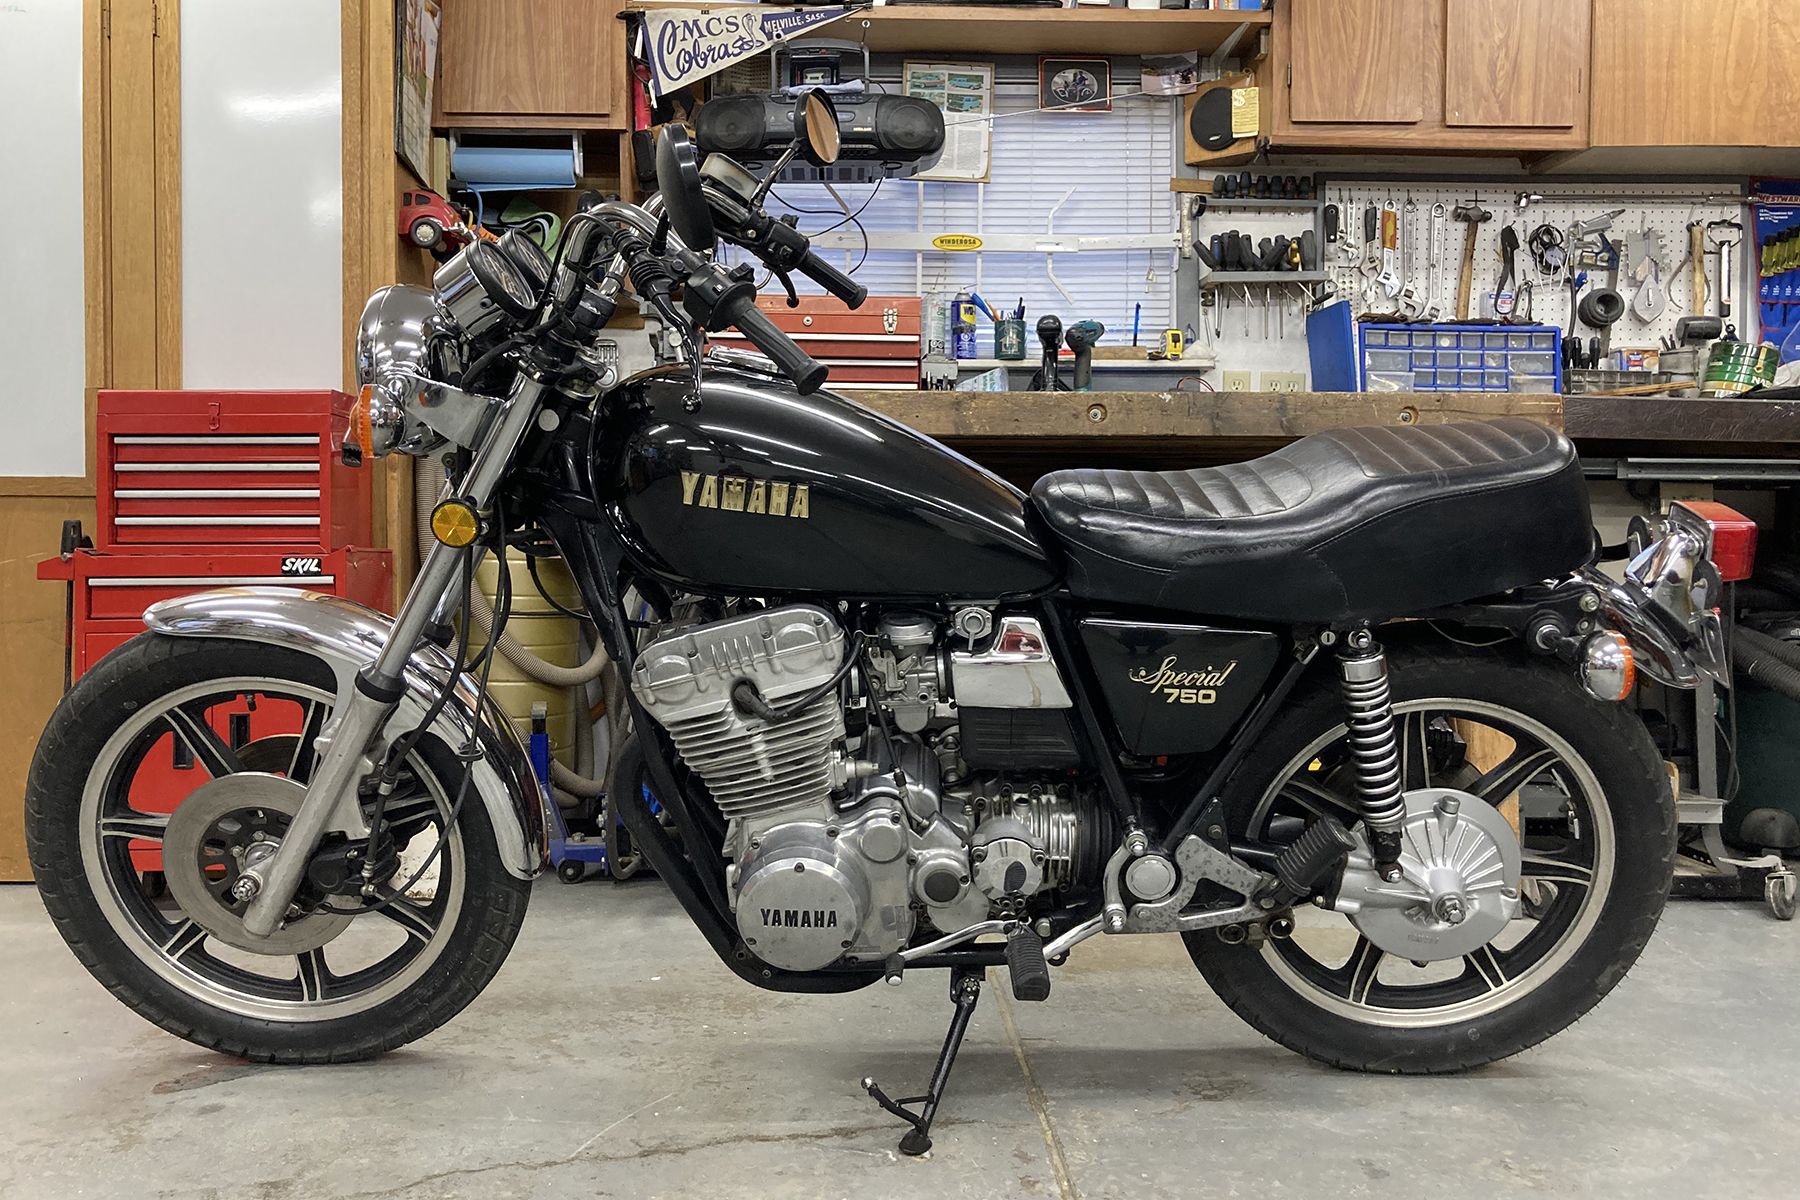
[26,634,531,1062]
[1186,642,1675,1073]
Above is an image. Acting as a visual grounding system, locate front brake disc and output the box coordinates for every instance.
[162,772,353,955]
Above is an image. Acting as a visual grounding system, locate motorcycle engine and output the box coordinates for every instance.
[629,604,1110,972]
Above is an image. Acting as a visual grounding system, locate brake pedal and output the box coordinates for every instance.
[1005,926,1051,1002]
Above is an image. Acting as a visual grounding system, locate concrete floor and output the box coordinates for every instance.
[1,881,1794,1200]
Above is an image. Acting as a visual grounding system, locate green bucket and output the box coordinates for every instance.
[1700,340,1779,396]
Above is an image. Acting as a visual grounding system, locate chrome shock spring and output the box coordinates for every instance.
[1336,631,1405,875]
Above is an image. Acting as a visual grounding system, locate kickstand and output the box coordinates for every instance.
[862,967,983,1156]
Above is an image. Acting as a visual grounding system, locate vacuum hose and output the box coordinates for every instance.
[1735,628,1800,704]
[416,457,611,800]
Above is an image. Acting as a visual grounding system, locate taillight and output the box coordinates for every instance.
[1671,500,1758,582]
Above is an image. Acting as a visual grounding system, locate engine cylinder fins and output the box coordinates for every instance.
[958,781,1114,892]
[661,700,846,821]
[1336,646,1407,837]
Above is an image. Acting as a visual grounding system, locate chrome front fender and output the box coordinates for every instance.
[144,587,547,879]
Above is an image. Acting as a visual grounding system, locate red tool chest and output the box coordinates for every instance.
[97,390,372,551]
[710,294,921,389]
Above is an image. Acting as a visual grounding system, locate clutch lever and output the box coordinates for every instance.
[773,269,800,308]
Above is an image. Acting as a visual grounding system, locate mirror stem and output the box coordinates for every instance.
[749,143,803,207]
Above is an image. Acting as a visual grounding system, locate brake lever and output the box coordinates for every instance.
[774,270,800,308]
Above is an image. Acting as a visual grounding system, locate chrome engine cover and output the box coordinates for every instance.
[1333,788,1522,961]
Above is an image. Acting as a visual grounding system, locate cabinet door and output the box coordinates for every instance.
[439,0,622,122]
[1444,0,1587,128]
[1591,0,1800,146]
[1287,0,1430,124]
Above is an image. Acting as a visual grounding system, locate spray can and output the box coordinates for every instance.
[952,290,979,359]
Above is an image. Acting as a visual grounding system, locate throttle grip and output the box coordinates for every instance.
[724,298,829,395]
[795,250,867,309]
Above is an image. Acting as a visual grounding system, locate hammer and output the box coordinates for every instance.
[1453,200,1492,320]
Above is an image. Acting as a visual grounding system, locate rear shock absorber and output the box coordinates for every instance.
[1335,628,1406,880]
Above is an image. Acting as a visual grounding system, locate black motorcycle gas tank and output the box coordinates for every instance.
[598,368,1060,598]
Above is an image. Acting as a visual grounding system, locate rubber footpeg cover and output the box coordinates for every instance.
[1006,928,1052,1002]
[1274,819,1357,900]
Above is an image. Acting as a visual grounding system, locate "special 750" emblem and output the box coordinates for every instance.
[1129,656,1237,705]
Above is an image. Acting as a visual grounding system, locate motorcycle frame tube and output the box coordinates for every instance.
[238,374,549,937]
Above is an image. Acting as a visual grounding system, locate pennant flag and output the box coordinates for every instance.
[639,6,852,99]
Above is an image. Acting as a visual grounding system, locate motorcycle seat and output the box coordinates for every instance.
[1030,418,1591,625]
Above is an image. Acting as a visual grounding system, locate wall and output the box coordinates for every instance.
[0,1,86,477]
[181,0,344,388]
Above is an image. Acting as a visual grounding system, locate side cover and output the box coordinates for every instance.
[598,367,1060,599]
[144,587,546,878]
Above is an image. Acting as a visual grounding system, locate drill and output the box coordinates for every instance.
[1064,320,1105,392]
[1035,315,1063,392]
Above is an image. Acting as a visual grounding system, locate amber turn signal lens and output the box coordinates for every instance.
[1578,631,1635,702]
[349,386,374,461]
[430,499,481,548]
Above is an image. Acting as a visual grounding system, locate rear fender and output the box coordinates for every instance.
[143,587,546,878]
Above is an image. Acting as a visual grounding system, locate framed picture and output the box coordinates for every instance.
[1039,57,1111,114]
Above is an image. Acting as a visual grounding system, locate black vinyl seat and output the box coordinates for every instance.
[1031,419,1592,624]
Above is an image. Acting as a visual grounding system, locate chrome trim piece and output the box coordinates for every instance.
[114,435,319,446]
[115,516,319,526]
[1582,567,1711,688]
[143,587,546,879]
[116,462,322,473]
[948,616,1074,709]
[92,576,334,587]
[898,920,1011,963]
[115,488,322,499]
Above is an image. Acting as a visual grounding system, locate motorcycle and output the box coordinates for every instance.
[28,98,1733,1155]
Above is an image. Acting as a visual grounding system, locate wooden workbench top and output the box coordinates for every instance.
[843,389,1800,449]
[837,389,1800,481]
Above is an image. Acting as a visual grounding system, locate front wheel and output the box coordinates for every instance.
[26,634,531,1062]
[1187,641,1675,1073]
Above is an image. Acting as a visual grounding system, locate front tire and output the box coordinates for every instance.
[1186,640,1675,1074]
[26,634,531,1063]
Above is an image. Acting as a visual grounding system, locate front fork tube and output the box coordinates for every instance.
[1334,628,1406,880]
[238,374,549,938]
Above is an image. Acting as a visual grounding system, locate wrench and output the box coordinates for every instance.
[1376,202,1403,298]
[1423,202,1446,320]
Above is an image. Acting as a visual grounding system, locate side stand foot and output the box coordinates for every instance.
[861,967,983,1156]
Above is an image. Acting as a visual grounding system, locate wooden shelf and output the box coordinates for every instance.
[625,4,1270,58]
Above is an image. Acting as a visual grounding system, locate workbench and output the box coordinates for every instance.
[841,390,1800,485]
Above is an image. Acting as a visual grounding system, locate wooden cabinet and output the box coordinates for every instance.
[1269,0,1591,152]
[438,0,627,128]
[1287,0,1428,124]
[1590,0,1800,147]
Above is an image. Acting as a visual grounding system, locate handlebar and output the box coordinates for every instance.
[720,294,828,395]
[794,249,867,309]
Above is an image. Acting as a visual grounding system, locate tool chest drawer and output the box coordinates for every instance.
[71,547,392,621]
[97,390,372,551]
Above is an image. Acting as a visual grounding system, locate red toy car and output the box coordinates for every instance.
[399,189,473,251]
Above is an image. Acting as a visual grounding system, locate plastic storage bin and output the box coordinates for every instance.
[1358,324,1562,393]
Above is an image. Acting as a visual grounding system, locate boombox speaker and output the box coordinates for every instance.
[1184,72,1263,168]
[695,93,945,181]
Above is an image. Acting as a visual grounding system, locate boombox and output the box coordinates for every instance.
[695,93,945,183]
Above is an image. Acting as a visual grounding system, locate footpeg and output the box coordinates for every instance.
[1264,819,1356,909]
[1005,926,1051,1001]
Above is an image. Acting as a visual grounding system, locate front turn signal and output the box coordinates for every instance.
[430,498,481,548]
[1579,631,1636,702]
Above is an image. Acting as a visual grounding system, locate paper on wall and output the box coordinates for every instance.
[904,62,992,183]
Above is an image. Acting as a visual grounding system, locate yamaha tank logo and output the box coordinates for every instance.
[1129,656,1238,705]
[759,907,839,929]
[680,471,810,519]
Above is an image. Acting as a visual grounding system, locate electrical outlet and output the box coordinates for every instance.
[1262,372,1306,393]
[1221,370,1253,391]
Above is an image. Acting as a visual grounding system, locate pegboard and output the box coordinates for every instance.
[1317,179,1749,352]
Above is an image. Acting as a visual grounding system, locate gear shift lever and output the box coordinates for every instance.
[1035,315,1063,392]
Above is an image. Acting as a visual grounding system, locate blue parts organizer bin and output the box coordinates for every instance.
[1359,324,1562,393]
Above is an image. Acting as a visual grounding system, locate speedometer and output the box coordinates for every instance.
[432,241,538,338]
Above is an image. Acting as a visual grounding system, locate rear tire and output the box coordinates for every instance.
[1186,640,1675,1074]
[26,634,532,1063]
